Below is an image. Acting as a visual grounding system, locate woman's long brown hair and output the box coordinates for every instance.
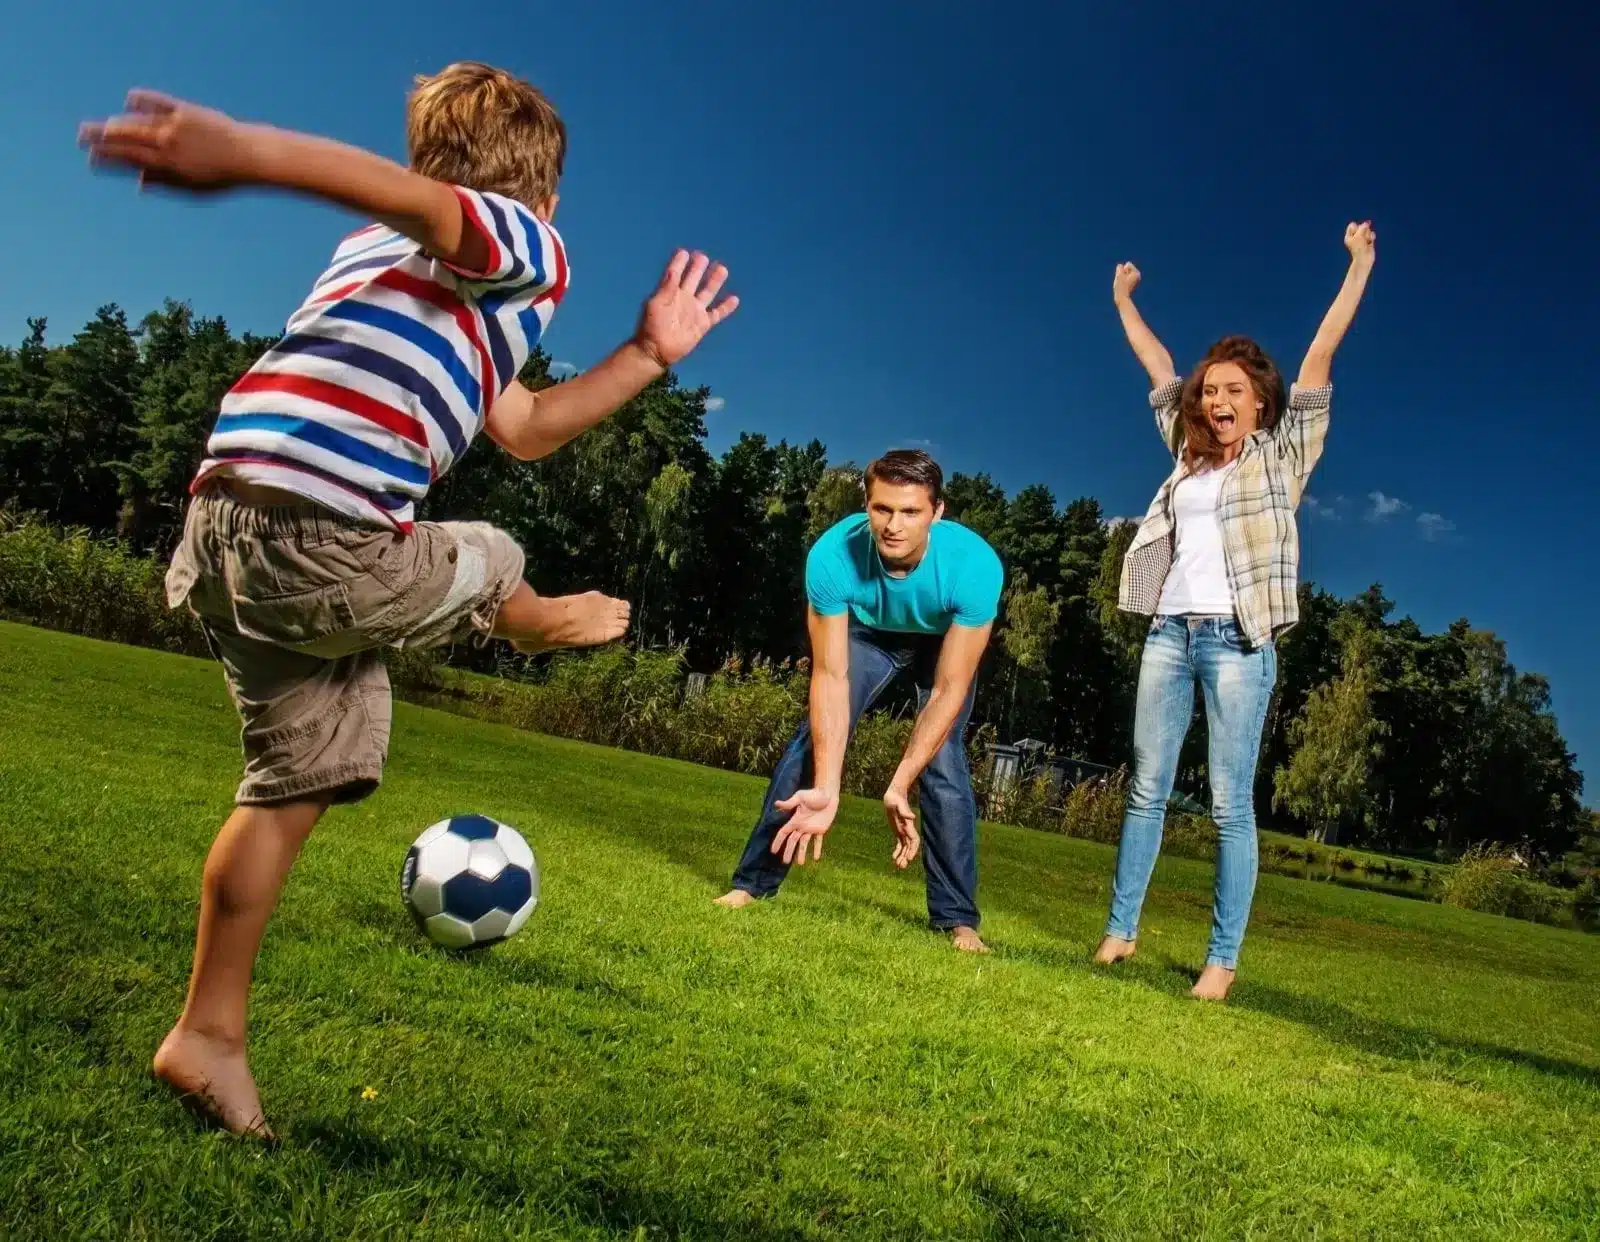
[1174,335,1286,470]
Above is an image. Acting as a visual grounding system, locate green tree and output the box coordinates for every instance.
[804,465,862,543]
[1000,575,1060,739]
[122,302,273,548]
[1273,616,1386,844]
[0,318,63,517]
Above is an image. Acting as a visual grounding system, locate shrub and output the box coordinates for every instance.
[1440,845,1573,926]
[1503,879,1569,927]
[1440,845,1523,916]
[1572,876,1600,931]
[0,512,206,655]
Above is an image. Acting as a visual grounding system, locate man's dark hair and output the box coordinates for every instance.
[864,449,943,505]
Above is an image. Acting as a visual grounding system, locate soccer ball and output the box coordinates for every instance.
[400,815,539,950]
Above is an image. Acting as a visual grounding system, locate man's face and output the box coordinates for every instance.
[866,480,942,570]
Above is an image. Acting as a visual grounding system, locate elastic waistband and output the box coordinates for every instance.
[195,479,373,544]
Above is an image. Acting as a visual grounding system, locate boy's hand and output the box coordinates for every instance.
[634,250,740,369]
[79,91,254,193]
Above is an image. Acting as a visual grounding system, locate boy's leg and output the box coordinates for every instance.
[719,628,905,903]
[493,581,632,652]
[914,678,983,950]
[154,797,329,1137]
[371,519,628,655]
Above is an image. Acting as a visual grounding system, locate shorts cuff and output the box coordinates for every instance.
[236,761,383,807]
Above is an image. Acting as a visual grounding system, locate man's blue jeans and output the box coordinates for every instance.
[731,624,981,930]
[1105,616,1277,968]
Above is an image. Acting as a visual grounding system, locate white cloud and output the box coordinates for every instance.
[549,360,580,379]
[1416,512,1457,542]
[1304,494,1342,521]
[1366,491,1410,522]
[703,395,726,413]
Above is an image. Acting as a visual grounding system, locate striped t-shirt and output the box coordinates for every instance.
[192,187,568,529]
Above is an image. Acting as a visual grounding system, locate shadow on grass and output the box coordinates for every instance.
[288,1117,844,1241]
[1097,963,1600,1091]
[1230,981,1600,1091]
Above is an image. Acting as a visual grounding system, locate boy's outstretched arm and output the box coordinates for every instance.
[80,90,492,272]
[486,250,739,461]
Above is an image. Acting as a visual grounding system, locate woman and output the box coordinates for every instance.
[1095,222,1377,1000]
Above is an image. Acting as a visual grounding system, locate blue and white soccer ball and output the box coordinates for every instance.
[400,815,539,950]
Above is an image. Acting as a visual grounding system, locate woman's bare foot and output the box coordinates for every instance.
[1093,935,1137,965]
[153,1025,274,1138]
[951,926,989,954]
[713,888,757,909]
[1191,964,1235,1001]
[508,591,632,653]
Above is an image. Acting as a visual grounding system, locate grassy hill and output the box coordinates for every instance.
[1,621,1595,1240]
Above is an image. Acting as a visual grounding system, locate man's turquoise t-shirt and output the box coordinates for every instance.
[805,513,1004,634]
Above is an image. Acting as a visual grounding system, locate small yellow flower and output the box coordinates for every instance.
[361,1086,379,1101]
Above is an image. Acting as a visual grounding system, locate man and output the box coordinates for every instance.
[714,449,1004,952]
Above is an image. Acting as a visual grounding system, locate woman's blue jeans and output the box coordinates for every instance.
[1105,616,1277,968]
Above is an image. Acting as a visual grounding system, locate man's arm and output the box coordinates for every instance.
[890,622,992,790]
[881,622,993,868]
[486,252,738,460]
[80,90,491,271]
[769,608,851,866]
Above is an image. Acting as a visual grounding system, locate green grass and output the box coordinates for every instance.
[1,621,1596,1241]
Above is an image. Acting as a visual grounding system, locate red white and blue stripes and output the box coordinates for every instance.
[193,188,567,529]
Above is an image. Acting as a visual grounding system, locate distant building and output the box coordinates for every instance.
[982,740,1206,818]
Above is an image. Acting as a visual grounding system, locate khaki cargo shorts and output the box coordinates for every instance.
[166,482,525,806]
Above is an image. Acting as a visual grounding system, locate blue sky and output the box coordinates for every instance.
[5,0,1596,797]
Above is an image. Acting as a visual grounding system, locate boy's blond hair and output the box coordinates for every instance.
[406,62,566,209]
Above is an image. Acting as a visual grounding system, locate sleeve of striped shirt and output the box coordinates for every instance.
[443,188,569,299]
[1273,383,1334,479]
[1150,375,1185,458]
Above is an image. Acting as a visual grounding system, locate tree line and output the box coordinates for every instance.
[0,301,1587,862]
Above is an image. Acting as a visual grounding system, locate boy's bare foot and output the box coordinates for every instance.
[153,1025,274,1139]
[951,926,989,954]
[1093,935,1137,965]
[713,888,757,909]
[1190,964,1235,1001]
[510,591,631,654]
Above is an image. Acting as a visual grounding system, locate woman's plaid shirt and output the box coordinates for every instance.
[1118,376,1334,648]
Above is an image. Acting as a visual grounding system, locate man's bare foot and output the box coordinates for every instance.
[1191,964,1235,1001]
[713,888,757,909]
[511,591,631,654]
[951,926,989,954]
[153,1025,274,1139]
[1093,935,1137,965]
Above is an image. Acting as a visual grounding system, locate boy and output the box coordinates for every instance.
[79,62,738,1137]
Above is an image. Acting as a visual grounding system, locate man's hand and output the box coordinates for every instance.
[883,785,920,869]
[634,251,740,369]
[770,788,838,865]
[1112,261,1142,306]
[1344,221,1377,269]
[80,91,252,193]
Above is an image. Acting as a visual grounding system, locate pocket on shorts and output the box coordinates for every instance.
[230,580,359,653]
